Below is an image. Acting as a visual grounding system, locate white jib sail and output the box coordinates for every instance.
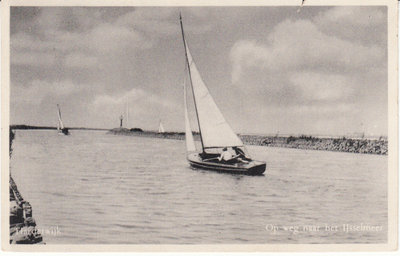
[158,121,165,133]
[185,41,243,148]
[57,104,64,130]
[184,82,197,152]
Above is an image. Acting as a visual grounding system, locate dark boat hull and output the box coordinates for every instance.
[61,128,70,135]
[187,153,266,175]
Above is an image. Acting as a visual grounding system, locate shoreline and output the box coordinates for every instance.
[9,130,43,244]
[10,124,108,131]
[108,128,387,155]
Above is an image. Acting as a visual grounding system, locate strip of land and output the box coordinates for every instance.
[10,124,108,131]
[108,128,388,155]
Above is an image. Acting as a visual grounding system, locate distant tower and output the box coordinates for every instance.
[119,115,123,128]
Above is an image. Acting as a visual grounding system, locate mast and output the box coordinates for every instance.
[180,13,205,153]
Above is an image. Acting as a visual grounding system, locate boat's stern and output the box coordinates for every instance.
[187,152,200,161]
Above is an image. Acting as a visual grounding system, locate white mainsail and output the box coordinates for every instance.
[184,40,244,149]
[57,104,64,130]
[184,82,197,152]
[158,120,165,133]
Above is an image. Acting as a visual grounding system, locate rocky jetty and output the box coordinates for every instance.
[9,129,43,244]
[240,135,388,155]
[108,129,387,155]
[10,176,43,244]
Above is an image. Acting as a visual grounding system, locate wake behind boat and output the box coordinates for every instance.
[180,15,266,176]
[57,104,70,136]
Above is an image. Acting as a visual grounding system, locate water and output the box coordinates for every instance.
[10,130,387,244]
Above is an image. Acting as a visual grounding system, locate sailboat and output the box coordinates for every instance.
[158,120,165,133]
[57,104,70,135]
[180,15,266,175]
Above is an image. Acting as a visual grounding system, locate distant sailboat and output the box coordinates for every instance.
[158,120,165,133]
[180,15,266,175]
[57,104,70,135]
[125,99,129,129]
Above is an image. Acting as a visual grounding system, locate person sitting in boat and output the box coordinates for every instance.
[232,146,250,163]
[218,147,248,164]
[218,147,234,162]
[233,146,245,157]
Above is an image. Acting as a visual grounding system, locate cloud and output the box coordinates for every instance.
[115,8,178,36]
[12,80,80,105]
[10,7,213,75]
[230,41,269,84]
[290,103,356,115]
[227,6,387,136]
[10,7,387,136]
[289,72,354,101]
[86,23,150,54]
[115,8,213,40]
[92,88,178,110]
[89,88,180,128]
[64,52,98,68]
[230,19,385,83]
[315,6,386,27]
[314,6,387,45]
[11,51,57,66]
[11,8,152,70]
[11,33,54,51]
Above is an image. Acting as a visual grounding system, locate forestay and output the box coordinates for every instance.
[184,41,243,148]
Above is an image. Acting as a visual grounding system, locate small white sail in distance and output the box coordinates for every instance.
[57,104,64,130]
[158,120,165,133]
[184,81,197,152]
[184,39,243,148]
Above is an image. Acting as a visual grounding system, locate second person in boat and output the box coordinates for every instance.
[218,147,249,164]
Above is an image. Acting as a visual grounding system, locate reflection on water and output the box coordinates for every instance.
[10,130,387,244]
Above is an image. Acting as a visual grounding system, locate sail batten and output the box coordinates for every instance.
[183,40,244,148]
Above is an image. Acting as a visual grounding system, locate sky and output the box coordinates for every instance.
[10,6,387,137]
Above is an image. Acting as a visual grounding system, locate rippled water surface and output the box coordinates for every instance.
[10,130,387,244]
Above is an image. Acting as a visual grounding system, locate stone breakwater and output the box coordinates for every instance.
[9,129,43,244]
[108,129,387,155]
[10,176,43,244]
[240,135,387,155]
